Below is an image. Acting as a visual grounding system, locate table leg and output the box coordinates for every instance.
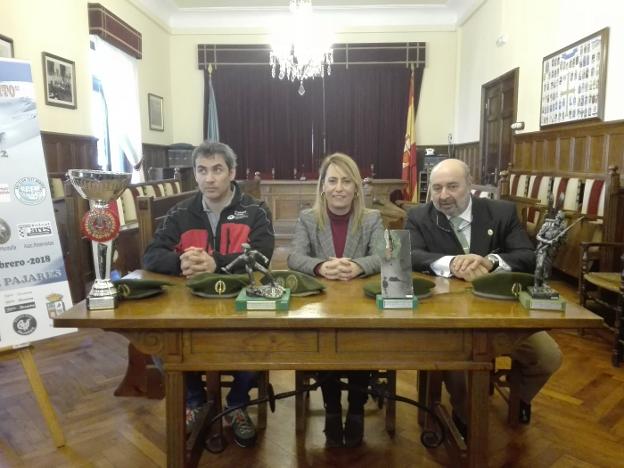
[166,370,186,468]
[467,369,489,468]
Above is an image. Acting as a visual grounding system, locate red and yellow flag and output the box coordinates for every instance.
[401,69,417,201]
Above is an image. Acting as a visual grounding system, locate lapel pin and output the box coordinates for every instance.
[487,229,494,236]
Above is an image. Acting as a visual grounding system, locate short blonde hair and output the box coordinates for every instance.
[312,152,365,230]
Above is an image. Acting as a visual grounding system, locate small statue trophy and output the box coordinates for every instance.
[223,243,290,311]
[518,210,582,311]
[374,229,417,310]
[68,169,131,310]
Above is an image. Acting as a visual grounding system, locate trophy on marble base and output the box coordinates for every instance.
[375,229,418,310]
[68,169,131,310]
[223,243,289,311]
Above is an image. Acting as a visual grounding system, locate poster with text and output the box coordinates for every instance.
[0,58,75,349]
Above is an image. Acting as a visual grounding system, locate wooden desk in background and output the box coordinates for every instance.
[53,272,602,468]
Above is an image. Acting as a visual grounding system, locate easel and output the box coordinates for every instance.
[0,344,65,448]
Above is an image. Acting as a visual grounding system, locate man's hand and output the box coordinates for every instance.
[180,247,216,278]
[319,257,363,280]
[450,254,490,281]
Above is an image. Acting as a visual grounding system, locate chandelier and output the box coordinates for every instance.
[269,0,334,95]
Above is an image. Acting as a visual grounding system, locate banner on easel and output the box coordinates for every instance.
[0,58,75,348]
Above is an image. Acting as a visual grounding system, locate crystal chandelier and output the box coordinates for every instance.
[270,0,334,95]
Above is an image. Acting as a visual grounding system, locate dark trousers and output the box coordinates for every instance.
[186,370,258,409]
[318,371,371,414]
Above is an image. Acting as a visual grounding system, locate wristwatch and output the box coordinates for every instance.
[486,254,500,272]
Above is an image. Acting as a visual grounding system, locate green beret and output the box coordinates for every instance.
[363,277,436,299]
[472,272,534,300]
[186,272,250,298]
[261,270,325,296]
[113,279,173,300]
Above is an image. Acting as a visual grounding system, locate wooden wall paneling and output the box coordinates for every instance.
[62,180,92,303]
[587,135,606,173]
[545,137,558,171]
[514,141,531,170]
[571,136,585,172]
[142,143,169,172]
[513,120,624,180]
[41,132,98,173]
[454,141,480,180]
[532,139,543,171]
[559,137,572,171]
[607,131,624,170]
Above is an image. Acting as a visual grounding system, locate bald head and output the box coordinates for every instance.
[430,158,471,182]
[429,158,472,217]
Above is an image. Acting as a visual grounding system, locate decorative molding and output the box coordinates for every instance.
[88,3,142,59]
[131,0,486,32]
[198,42,426,69]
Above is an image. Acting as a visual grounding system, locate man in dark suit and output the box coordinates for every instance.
[405,158,562,434]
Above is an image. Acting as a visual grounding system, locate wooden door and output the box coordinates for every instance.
[480,69,518,185]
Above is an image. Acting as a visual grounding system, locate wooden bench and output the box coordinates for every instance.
[499,165,622,280]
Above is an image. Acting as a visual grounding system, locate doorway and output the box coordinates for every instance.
[479,68,518,185]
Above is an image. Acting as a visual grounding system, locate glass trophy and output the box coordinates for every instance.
[375,229,418,310]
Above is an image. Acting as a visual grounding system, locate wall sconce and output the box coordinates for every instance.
[510,121,525,131]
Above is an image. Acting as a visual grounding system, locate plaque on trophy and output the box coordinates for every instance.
[67,169,131,310]
[374,229,418,310]
[519,210,582,311]
[222,243,290,312]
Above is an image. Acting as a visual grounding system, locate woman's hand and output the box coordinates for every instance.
[319,257,363,280]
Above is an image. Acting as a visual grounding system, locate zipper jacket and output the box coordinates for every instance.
[143,181,274,275]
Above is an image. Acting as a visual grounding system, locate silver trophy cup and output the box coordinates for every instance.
[68,169,131,310]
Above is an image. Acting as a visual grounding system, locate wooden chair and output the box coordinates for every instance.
[579,243,624,367]
[295,370,397,435]
[417,362,523,443]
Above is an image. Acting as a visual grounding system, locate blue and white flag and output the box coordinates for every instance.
[206,74,219,142]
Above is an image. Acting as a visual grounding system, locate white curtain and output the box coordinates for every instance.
[90,36,144,182]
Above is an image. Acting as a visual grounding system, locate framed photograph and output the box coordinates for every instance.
[540,28,608,128]
[42,52,77,109]
[0,34,14,58]
[148,93,164,131]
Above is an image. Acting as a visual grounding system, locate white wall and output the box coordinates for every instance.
[0,0,92,136]
[0,0,172,144]
[169,30,458,146]
[455,0,624,142]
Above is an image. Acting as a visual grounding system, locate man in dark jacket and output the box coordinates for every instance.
[405,158,561,437]
[143,141,274,448]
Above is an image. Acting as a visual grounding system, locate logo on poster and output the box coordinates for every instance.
[46,293,66,317]
[14,177,46,205]
[13,314,37,335]
[0,218,10,244]
[17,221,53,239]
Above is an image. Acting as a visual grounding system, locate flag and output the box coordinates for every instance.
[206,72,220,142]
[401,69,417,201]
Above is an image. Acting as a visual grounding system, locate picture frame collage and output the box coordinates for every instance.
[540,28,609,128]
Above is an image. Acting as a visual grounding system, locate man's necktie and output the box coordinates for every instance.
[450,216,470,254]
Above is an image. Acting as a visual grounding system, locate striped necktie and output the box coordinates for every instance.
[450,216,470,254]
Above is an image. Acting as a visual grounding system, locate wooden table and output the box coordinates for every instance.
[53,271,603,468]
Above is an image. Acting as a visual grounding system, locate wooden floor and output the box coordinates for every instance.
[1,271,623,467]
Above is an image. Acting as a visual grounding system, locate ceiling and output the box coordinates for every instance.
[133,0,485,31]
